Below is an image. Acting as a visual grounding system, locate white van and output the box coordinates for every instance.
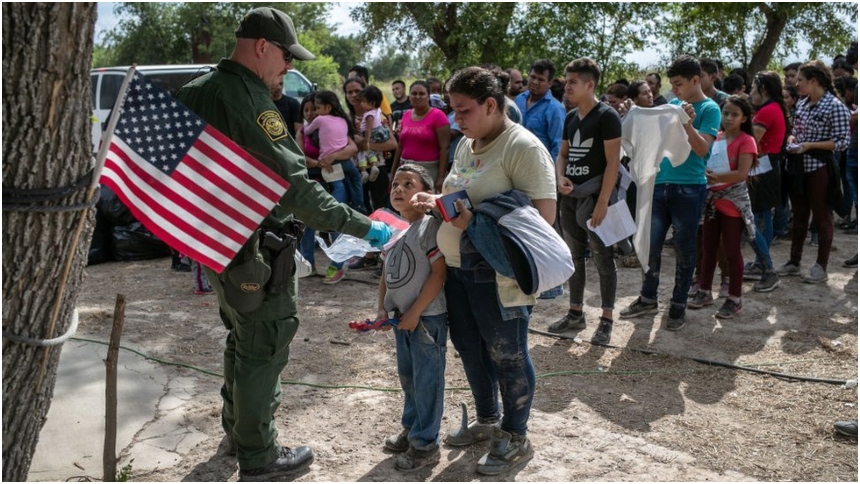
[91,64,315,152]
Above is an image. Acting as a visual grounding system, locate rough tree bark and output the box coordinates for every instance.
[2,3,96,481]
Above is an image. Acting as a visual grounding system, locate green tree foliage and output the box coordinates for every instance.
[322,34,366,78]
[661,2,858,74]
[368,44,412,80]
[96,2,339,87]
[350,2,518,74]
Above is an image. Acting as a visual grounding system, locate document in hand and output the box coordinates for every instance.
[748,154,772,177]
[586,200,637,247]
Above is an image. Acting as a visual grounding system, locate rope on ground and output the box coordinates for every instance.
[528,327,852,386]
[68,334,851,393]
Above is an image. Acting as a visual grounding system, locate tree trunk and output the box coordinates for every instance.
[747,5,789,75]
[2,3,96,481]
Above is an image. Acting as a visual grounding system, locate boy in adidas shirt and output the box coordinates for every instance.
[549,57,621,345]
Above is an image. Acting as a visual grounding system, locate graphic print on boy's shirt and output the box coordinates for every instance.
[562,103,621,186]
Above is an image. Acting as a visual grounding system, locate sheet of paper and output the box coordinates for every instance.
[586,200,637,247]
[748,154,772,177]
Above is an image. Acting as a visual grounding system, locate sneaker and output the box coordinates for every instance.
[590,318,613,345]
[834,419,858,437]
[687,290,714,309]
[687,281,700,297]
[715,298,742,319]
[360,170,369,185]
[348,257,377,271]
[809,233,819,246]
[718,279,730,299]
[844,254,858,269]
[776,262,801,276]
[384,429,409,453]
[476,427,534,476]
[801,263,828,284]
[619,297,658,319]
[753,272,781,292]
[394,445,440,472]
[193,288,214,296]
[743,262,763,280]
[547,312,586,333]
[238,445,314,482]
[322,265,346,285]
[372,266,383,279]
[666,305,685,331]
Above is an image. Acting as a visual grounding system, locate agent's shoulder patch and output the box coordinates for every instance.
[257,110,288,142]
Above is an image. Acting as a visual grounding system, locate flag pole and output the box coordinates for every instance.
[35,66,138,389]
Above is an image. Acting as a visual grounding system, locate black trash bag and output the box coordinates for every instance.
[99,185,136,227]
[111,222,172,261]
[87,204,113,265]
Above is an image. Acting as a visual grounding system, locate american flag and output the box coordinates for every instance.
[99,71,290,273]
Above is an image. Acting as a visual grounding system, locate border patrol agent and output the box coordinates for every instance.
[175,7,392,481]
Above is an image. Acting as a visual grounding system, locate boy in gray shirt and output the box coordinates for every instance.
[377,164,447,472]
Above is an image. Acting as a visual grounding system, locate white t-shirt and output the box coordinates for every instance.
[437,123,557,307]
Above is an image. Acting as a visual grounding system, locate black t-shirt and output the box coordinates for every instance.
[562,102,621,185]
[390,99,412,123]
[273,95,302,139]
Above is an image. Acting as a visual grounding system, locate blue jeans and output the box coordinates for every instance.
[748,224,774,272]
[641,184,707,309]
[302,179,347,269]
[340,160,365,214]
[395,313,448,450]
[445,267,535,436]
[751,210,774,270]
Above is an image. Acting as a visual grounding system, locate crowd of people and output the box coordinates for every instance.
[173,7,857,481]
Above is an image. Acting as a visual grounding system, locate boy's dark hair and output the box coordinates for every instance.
[832,59,855,76]
[313,90,356,137]
[550,78,564,102]
[783,62,801,73]
[359,85,383,108]
[530,59,556,80]
[427,76,441,85]
[613,78,630,86]
[728,67,750,92]
[392,79,406,88]
[667,55,702,80]
[565,57,601,85]
[699,58,719,76]
[395,164,433,192]
[722,74,746,94]
[348,65,370,82]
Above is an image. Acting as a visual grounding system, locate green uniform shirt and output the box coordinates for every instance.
[175,58,371,241]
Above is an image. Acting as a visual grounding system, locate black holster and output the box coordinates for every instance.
[259,220,304,294]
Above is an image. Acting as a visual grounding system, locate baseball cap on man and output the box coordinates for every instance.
[235,7,315,61]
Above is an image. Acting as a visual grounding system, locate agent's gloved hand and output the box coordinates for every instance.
[363,221,392,248]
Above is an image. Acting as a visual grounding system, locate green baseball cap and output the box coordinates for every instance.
[235,7,315,61]
[223,255,271,313]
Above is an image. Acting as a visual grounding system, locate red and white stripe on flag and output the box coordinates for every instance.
[99,72,290,273]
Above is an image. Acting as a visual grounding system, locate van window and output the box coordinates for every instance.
[91,74,99,108]
[284,71,311,99]
[99,73,125,112]
[147,67,213,95]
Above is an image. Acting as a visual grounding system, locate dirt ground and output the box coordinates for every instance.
[73,227,858,482]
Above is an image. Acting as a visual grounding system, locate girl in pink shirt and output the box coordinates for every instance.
[690,97,759,319]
